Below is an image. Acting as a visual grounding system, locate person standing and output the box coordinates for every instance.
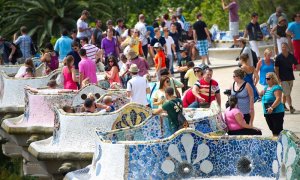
[126,64,150,106]
[14,26,32,61]
[153,42,166,80]
[169,23,181,64]
[163,27,176,74]
[267,6,288,55]
[62,55,78,90]
[78,49,97,87]
[271,16,288,54]
[286,12,300,66]
[66,41,81,72]
[77,10,91,39]
[0,36,16,65]
[150,28,167,58]
[135,14,149,57]
[221,0,239,48]
[101,28,119,65]
[275,43,300,113]
[54,29,73,62]
[80,37,101,63]
[244,13,263,59]
[260,72,285,136]
[256,48,275,86]
[237,37,254,67]
[193,13,211,65]
[91,19,103,48]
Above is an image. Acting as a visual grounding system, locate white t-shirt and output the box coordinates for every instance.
[77,18,89,38]
[126,75,149,105]
[165,36,174,55]
[134,22,148,46]
[15,66,27,78]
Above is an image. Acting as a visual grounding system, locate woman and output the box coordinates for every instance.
[152,76,170,108]
[271,16,288,54]
[231,69,255,126]
[153,42,166,80]
[256,48,275,86]
[121,29,144,57]
[40,42,59,75]
[225,95,261,135]
[15,58,35,78]
[260,72,285,136]
[62,55,78,90]
[239,53,259,102]
[105,56,122,88]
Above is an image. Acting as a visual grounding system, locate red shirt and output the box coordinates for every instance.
[154,50,166,70]
[195,79,220,103]
[182,88,196,108]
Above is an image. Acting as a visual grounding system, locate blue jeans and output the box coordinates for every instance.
[188,101,199,108]
[167,54,174,74]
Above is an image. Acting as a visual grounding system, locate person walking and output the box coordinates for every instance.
[271,16,288,54]
[14,26,33,62]
[286,12,300,66]
[221,0,239,48]
[193,13,211,65]
[77,10,91,39]
[91,19,103,48]
[135,14,149,57]
[256,48,275,86]
[260,72,285,136]
[275,42,300,113]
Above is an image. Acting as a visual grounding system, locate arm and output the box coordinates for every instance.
[156,57,162,72]
[106,66,118,80]
[172,78,184,88]
[267,89,282,114]
[150,46,155,58]
[71,68,78,82]
[9,44,16,60]
[243,29,248,38]
[286,29,295,39]
[24,85,39,93]
[221,0,230,10]
[126,91,132,98]
[215,93,221,106]
[146,87,150,94]
[246,83,255,126]
[193,30,197,43]
[204,28,211,42]
[152,107,164,115]
[40,53,51,63]
[234,113,254,129]
[192,85,205,102]
[274,66,280,82]
[270,25,279,37]
[253,68,259,86]
[79,72,84,87]
[255,60,262,74]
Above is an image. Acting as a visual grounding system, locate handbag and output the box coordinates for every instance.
[56,69,64,86]
[171,78,181,98]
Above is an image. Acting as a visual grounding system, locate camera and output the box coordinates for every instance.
[224,89,231,96]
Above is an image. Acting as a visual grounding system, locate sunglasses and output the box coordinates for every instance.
[266,77,272,80]
[194,70,201,73]
[109,61,114,63]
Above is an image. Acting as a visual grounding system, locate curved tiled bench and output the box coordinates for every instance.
[0,63,45,78]
[28,103,151,178]
[66,129,300,180]
[0,68,58,113]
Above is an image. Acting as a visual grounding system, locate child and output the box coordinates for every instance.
[119,54,128,88]
[177,47,191,92]
[103,95,115,112]
[84,93,111,112]
[23,67,35,78]
[184,61,197,88]
[63,105,75,113]
[84,98,96,113]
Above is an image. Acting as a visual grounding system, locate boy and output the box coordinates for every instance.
[184,61,197,88]
[177,47,191,92]
[103,95,115,112]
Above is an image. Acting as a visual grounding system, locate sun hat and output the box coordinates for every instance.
[153,42,162,49]
[278,16,286,23]
[129,64,139,73]
[125,48,138,60]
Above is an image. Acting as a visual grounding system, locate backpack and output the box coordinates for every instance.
[170,100,189,129]
[250,49,258,68]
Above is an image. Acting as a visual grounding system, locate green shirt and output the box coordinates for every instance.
[162,98,182,131]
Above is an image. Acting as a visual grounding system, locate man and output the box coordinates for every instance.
[115,18,126,36]
[275,42,300,113]
[14,26,32,60]
[80,36,101,63]
[169,23,182,64]
[286,12,300,65]
[91,19,103,48]
[268,6,288,55]
[244,12,263,59]
[101,28,119,65]
[164,27,176,74]
[177,47,191,92]
[77,10,91,39]
[153,87,183,133]
[237,37,254,67]
[0,36,16,65]
[193,13,211,65]
[171,14,182,36]
[135,14,149,57]
[71,29,80,46]
[67,41,81,71]
[54,29,73,62]
[78,49,97,87]
[192,67,221,107]
[150,28,167,58]
[126,64,150,106]
[222,0,239,48]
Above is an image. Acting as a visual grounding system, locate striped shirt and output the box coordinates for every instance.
[194,79,220,104]
[14,35,32,58]
[81,44,99,62]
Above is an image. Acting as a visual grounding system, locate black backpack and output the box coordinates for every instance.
[250,49,258,68]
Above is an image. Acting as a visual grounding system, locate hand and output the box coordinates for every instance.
[105,106,111,112]
[9,55,12,61]
[198,97,205,102]
[267,107,273,114]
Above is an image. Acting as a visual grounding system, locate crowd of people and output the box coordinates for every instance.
[1,3,300,137]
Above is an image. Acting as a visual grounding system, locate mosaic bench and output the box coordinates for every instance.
[0,68,59,113]
[0,63,44,77]
[27,103,151,179]
[65,129,299,180]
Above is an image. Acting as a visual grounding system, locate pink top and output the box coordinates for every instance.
[224,107,245,131]
[63,66,78,90]
[108,66,121,84]
[78,57,97,84]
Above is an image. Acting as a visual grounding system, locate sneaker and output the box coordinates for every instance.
[290,106,296,114]
[284,104,289,111]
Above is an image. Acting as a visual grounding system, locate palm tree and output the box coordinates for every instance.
[1,0,112,47]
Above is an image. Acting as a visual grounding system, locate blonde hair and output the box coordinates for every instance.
[87,93,96,101]
[266,72,279,85]
[103,95,113,104]
[264,48,272,56]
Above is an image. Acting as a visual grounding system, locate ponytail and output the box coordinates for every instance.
[228,95,238,110]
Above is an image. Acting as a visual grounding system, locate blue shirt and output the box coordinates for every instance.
[54,36,73,61]
[287,22,300,40]
[14,35,32,58]
[262,85,284,114]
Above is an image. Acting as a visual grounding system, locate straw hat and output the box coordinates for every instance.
[125,48,138,60]
[129,64,139,73]
[278,16,286,23]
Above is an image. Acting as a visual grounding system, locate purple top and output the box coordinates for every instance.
[126,57,149,76]
[79,57,97,84]
[228,2,239,22]
[101,37,118,58]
